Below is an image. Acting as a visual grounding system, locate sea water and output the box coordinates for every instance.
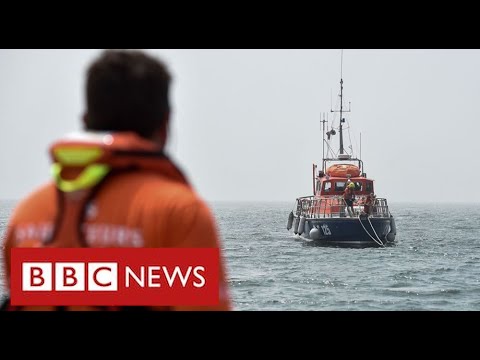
[1,200,480,310]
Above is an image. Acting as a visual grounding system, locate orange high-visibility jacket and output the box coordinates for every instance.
[2,132,232,311]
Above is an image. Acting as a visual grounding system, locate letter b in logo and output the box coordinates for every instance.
[56,263,85,291]
[22,263,52,291]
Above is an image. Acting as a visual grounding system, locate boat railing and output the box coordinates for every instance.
[294,195,390,219]
[370,198,390,217]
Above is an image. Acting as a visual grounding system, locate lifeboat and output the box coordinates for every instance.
[287,54,396,248]
[326,164,360,178]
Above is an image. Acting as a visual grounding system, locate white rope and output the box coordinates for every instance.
[367,215,385,247]
[357,215,380,244]
[357,215,384,247]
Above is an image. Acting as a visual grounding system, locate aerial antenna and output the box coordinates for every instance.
[321,113,327,167]
[330,88,332,112]
[360,132,362,161]
[340,49,343,79]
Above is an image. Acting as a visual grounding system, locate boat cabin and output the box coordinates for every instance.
[315,176,374,197]
[313,161,375,197]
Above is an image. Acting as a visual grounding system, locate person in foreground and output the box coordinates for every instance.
[1,49,232,311]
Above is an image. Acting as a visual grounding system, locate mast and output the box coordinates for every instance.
[339,77,344,154]
[330,49,350,157]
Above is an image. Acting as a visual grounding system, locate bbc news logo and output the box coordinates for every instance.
[10,248,219,306]
[22,263,206,292]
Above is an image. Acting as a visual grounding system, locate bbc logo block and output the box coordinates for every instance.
[22,262,118,291]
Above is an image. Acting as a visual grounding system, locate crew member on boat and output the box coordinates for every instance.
[363,192,376,216]
[344,182,356,217]
[346,174,353,188]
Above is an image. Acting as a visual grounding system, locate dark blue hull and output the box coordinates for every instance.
[298,216,393,248]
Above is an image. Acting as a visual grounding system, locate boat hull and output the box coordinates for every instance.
[298,216,393,248]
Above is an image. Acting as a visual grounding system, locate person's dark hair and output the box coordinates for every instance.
[84,50,171,139]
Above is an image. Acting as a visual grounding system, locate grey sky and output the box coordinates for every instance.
[1,49,479,203]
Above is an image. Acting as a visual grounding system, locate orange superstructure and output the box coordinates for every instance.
[326,164,361,178]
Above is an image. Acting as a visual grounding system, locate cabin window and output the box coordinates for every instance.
[316,182,322,193]
[335,181,346,191]
[366,181,373,193]
[323,182,332,192]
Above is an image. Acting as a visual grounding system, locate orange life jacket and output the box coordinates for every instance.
[2,131,232,311]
